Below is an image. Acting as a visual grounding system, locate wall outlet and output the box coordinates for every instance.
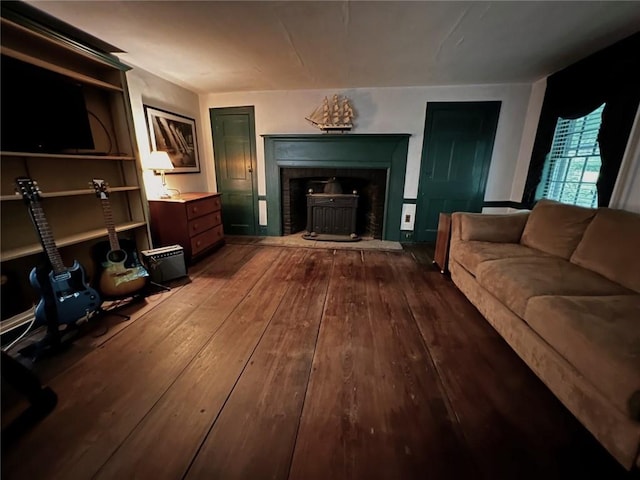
[401,203,416,230]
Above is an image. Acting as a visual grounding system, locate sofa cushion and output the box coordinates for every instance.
[525,295,640,420]
[520,199,596,259]
[571,208,640,293]
[460,212,529,243]
[476,256,633,317]
[453,241,548,276]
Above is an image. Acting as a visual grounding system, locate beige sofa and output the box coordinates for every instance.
[449,199,640,469]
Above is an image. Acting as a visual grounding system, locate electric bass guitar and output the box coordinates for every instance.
[16,177,101,327]
[91,179,149,298]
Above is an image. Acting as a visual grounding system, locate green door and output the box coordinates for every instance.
[414,102,501,242]
[210,106,258,235]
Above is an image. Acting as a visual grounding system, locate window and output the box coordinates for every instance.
[536,104,605,208]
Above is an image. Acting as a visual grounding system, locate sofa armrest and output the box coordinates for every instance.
[451,211,530,243]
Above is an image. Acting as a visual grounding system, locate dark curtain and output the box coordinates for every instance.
[522,32,640,208]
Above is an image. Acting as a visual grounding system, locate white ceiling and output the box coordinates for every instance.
[27,1,640,94]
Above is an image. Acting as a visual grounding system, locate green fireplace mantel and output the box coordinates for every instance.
[263,134,410,241]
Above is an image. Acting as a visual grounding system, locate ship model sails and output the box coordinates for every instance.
[306,94,354,132]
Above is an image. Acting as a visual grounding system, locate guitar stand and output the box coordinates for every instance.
[81,304,132,339]
[92,307,130,322]
[17,324,77,362]
[149,281,171,293]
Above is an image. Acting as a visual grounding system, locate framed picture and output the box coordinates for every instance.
[144,106,200,173]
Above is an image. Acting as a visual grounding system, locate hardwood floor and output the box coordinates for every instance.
[1,244,633,479]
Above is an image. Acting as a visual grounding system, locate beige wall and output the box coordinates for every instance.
[126,67,211,198]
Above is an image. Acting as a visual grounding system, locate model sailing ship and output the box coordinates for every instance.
[305,94,354,132]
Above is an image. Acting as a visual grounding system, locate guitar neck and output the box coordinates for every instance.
[99,198,121,251]
[29,200,66,275]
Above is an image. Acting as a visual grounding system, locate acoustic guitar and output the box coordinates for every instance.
[91,179,149,298]
[16,177,101,327]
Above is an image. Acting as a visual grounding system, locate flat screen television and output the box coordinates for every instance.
[1,55,95,153]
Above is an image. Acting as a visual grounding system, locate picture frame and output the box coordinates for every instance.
[144,105,200,173]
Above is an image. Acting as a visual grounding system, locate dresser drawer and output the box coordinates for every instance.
[211,210,222,227]
[191,224,224,256]
[186,196,220,220]
[188,213,220,237]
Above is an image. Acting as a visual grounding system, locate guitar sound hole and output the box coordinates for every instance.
[107,250,127,263]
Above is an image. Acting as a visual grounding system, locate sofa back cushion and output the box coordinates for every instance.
[520,199,596,259]
[571,208,640,293]
[460,212,529,243]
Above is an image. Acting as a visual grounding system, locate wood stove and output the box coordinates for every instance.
[304,193,359,241]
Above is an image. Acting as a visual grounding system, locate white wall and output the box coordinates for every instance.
[126,67,210,198]
[125,66,638,232]
[200,84,534,210]
[510,78,546,202]
[610,105,640,213]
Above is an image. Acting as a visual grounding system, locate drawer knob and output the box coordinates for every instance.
[196,240,201,246]
[193,224,198,230]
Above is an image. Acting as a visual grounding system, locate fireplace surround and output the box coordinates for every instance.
[263,134,410,241]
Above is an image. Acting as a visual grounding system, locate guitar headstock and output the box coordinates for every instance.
[15,177,42,204]
[91,178,110,200]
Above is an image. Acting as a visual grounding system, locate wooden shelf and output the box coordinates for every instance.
[1,221,147,261]
[1,151,135,161]
[1,186,140,202]
[1,46,123,92]
[0,16,126,72]
[0,307,35,335]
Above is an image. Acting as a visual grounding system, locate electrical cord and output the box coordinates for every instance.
[87,110,113,154]
[2,315,37,352]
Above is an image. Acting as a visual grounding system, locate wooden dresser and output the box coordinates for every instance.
[148,193,224,263]
[433,212,452,274]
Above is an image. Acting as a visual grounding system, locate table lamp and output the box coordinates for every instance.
[145,151,174,198]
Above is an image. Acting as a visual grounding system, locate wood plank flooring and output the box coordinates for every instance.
[1,244,633,479]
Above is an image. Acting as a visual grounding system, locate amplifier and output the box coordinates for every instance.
[141,245,187,283]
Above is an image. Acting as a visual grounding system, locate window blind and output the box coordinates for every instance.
[538,103,605,208]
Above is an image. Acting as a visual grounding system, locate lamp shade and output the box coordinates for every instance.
[145,151,174,171]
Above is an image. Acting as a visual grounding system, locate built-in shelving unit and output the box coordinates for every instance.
[0,7,151,322]
[0,46,124,92]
